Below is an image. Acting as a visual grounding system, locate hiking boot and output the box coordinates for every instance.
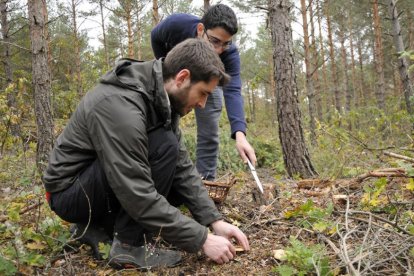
[108,237,182,270]
[70,223,112,260]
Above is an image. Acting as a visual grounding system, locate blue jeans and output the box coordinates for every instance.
[195,87,223,180]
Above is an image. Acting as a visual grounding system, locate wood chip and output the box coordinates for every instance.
[234,245,245,252]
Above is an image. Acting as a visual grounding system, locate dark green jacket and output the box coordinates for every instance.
[43,59,222,252]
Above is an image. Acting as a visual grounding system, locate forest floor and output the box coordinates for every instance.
[2,167,414,275]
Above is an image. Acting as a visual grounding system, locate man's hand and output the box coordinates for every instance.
[210,220,250,251]
[235,131,257,166]
[202,234,236,264]
[202,220,250,264]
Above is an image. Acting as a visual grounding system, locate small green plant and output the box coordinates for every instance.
[360,177,388,210]
[0,255,17,276]
[284,199,335,233]
[98,242,111,260]
[272,236,331,276]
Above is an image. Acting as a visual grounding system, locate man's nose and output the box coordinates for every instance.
[197,97,208,108]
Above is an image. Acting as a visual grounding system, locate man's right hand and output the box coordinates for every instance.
[202,233,236,264]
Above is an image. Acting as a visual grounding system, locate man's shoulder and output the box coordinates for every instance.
[163,13,199,24]
[158,13,200,33]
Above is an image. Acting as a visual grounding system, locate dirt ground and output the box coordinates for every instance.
[5,167,414,275]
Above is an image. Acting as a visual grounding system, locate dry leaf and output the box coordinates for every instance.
[88,260,98,268]
[26,241,46,250]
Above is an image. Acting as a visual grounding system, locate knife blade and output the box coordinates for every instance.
[247,159,264,194]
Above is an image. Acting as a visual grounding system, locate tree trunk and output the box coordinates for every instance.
[309,0,322,122]
[126,4,134,58]
[348,14,357,110]
[268,0,317,178]
[1,0,22,138]
[373,0,385,110]
[406,9,414,82]
[118,0,134,58]
[152,0,159,26]
[357,38,366,106]
[71,0,83,99]
[316,0,328,116]
[326,0,341,114]
[388,0,414,115]
[134,0,143,60]
[203,0,210,12]
[300,0,316,144]
[99,0,110,69]
[251,84,256,123]
[339,26,351,113]
[28,0,54,174]
[246,81,253,122]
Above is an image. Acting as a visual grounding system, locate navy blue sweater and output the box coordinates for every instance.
[151,13,246,137]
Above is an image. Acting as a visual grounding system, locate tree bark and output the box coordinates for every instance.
[348,14,357,110]
[325,0,341,114]
[1,0,22,138]
[99,0,110,69]
[357,37,366,106]
[152,0,159,26]
[300,0,316,144]
[338,25,351,113]
[71,0,83,99]
[118,0,134,58]
[309,0,322,122]
[28,0,54,174]
[407,8,414,64]
[268,0,317,178]
[373,0,385,110]
[316,0,328,116]
[388,0,414,115]
[203,0,210,12]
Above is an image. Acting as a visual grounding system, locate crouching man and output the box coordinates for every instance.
[42,38,249,270]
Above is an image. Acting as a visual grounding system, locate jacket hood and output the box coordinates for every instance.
[100,58,171,129]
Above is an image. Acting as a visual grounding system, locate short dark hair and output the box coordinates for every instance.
[201,4,238,35]
[163,38,230,86]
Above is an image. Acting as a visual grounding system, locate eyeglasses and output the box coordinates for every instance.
[204,31,232,50]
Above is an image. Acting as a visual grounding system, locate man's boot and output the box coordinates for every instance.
[108,237,182,270]
[70,223,112,260]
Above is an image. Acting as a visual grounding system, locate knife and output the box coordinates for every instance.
[247,159,264,194]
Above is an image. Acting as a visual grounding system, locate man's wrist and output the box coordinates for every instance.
[209,219,224,231]
[235,131,246,140]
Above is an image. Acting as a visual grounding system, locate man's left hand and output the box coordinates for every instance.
[235,131,257,167]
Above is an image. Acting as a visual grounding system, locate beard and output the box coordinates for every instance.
[168,85,190,116]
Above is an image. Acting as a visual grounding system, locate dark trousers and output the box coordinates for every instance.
[49,127,180,245]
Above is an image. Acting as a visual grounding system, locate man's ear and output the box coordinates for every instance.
[175,69,190,87]
[196,23,204,38]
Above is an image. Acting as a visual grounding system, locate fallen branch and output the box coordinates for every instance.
[355,168,407,183]
[297,179,331,189]
[384,151,414,163]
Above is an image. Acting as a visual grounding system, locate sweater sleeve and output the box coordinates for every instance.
[221,46,247,138]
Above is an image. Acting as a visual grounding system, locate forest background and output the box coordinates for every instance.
[1,0,414,275]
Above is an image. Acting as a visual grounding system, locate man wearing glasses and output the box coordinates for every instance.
[151,4,257,181]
